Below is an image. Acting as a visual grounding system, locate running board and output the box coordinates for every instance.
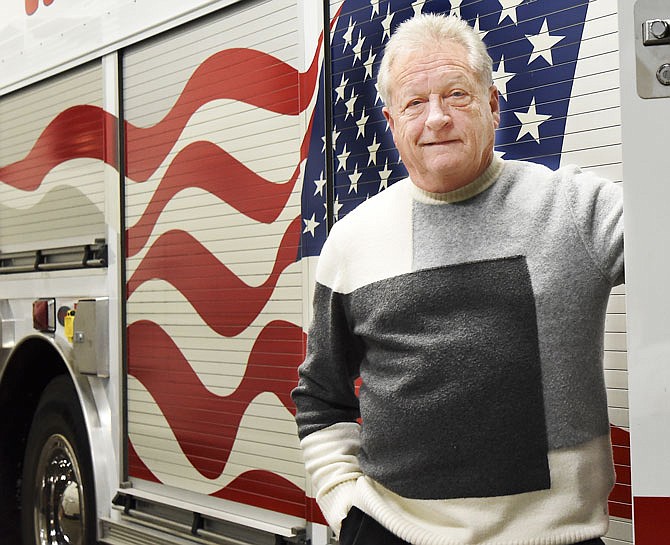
[100,491,307,545]
[101,516,303,545]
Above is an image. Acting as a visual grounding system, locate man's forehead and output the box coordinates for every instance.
[393,43,471,72]
[392,52,476,88]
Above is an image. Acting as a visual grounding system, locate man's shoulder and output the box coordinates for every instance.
[330,178,412,233]
[500,159,619,199]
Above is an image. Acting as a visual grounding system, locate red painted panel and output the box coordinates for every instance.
[609,425,632,521]
[634,496,670,544]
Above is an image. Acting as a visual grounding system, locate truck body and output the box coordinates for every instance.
[0,0,661,543]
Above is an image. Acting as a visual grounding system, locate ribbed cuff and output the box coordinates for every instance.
[317,479,359,537]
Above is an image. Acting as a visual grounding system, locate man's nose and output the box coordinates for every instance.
[425,96,451,130]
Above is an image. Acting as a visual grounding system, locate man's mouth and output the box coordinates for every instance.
[422,140,456,146]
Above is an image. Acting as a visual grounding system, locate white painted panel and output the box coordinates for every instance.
[619,3,670,540]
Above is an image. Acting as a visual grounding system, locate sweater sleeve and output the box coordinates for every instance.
[563,169,624,286]
[291,234,365,533]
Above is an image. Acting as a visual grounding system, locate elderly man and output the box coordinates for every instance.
[292,12,622,545]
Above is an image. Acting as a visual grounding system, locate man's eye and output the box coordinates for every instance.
[447,91,471,105]
[401,100,425,115]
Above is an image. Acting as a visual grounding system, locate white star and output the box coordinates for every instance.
[370,0,380,17]
[374,81,383,105]
[343,18,355,52]
[450,0,462,18]
[332,129,341,150]
[333,194,343,221]
[498,0,524,24]
[303,213,320,237]
[314,171,327,196]
[323,201,328,220]
[335,74,348,103]
[514,98,551,143]
[379,159,393,190]
[353,30,365,63]
[322,129,341,152]
[472,15,488,41]
[345,90,358,120]
[526,19,565,65]
[412,0,426,16]
[337,144,351,171]
[363,47,376,80]
[356,107,370,139]
[492,55,515,100]
[348,164,362,194]
[382,5,394,41]
[367,134,381,165]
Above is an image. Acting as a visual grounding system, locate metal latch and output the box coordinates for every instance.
[635,0,670,98]
[643,19,670,45]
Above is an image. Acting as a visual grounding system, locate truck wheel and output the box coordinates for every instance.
[21,375,97,545]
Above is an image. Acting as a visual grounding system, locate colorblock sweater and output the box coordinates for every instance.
[291,157,624,545]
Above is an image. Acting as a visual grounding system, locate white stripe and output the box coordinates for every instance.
[127,376,305,494]
[0,159,108,210]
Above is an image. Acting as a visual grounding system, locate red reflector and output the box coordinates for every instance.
[33,299,56,332]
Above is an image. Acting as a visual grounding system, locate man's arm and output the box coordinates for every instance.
[563,169,624,286]
[292,267,365,534]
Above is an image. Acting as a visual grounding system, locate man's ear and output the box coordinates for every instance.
[382,106,395,133]
[489,85,501,128]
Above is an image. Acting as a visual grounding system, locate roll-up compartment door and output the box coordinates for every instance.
[0,62,106,252]
[123,0,309,521]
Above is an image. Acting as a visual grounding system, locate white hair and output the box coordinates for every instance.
[377,13,493,106]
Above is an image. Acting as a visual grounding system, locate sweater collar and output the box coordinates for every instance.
[410,155,505,204]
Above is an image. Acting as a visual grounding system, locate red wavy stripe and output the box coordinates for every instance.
[125,95,316,258]
[608,424,632,519]
[0,105,117,190]
[126,105,314,256]
[127,215,300,336]
[126,45,320,182]
[125,141,298,257]
[129,440,326,523]
[212,471,307,519]
[0,40,320,194]
[25,0,38,15]
[128,319,304,479]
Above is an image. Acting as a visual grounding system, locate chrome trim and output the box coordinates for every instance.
[32,433,86,545]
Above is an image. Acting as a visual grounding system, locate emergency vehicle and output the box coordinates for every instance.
[0,0,665,544]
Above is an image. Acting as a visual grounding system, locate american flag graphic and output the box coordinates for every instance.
[303,0,592,256]
[0,0,631,525]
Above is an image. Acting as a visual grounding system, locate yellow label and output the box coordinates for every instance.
[64,310,76,343]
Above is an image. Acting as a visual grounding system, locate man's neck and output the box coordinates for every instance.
[410,156,504,204]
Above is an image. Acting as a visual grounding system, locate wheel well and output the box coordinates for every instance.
[0,337,69,538]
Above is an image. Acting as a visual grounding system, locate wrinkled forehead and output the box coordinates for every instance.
[389,44,482,96]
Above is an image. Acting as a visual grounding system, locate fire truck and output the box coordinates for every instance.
[0,0,666,543]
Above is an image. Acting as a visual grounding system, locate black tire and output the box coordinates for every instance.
[21,375,97,545]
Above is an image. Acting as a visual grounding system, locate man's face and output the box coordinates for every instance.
[382,43,500,193]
